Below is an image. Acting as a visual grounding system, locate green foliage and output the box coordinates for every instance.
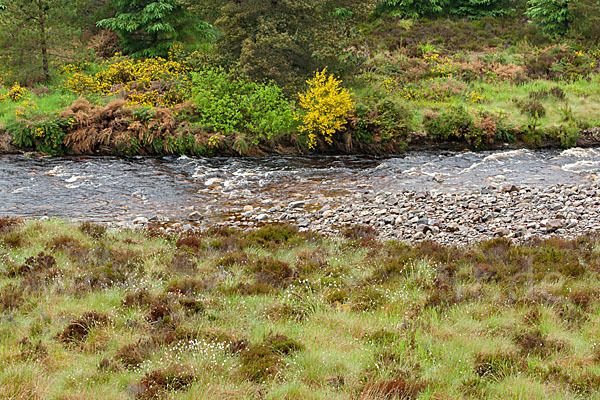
[191,68,295,145]
[569,0,600,40]
[423,105,495,148]
[374,0,448,17]
[449,0,516,18]
[97,0,212,58]
[526,0,574,36]
[9,117,73,155]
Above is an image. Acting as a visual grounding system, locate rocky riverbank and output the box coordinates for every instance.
[137,182,600,246]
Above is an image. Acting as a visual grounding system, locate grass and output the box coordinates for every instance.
[1,217,600,399]
[0,87,78,127]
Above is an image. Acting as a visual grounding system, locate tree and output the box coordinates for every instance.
[526,0,574,36]
[0,0,71,83]
[569,0,600,40]
[215,0,368,94]
[97,0,211,58]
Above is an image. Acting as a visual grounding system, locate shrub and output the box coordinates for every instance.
[296,68,355,149]
[63,54,192,107]
[374,0,447,18]
[521,99,546,118]
[191,68,295,146]
[423,105,474,140]
[9,117,74,155]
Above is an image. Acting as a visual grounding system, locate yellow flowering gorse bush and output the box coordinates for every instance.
[296,68,354,149]
[63,52,192,107]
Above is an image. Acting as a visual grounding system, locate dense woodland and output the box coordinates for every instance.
[1,0,600,155]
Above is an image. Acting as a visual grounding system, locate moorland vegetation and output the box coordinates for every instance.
[1,218,600,398]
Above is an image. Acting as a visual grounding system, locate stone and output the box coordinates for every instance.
[289,200,306,208]
[243,205,253,212]
[545,219,565,232]
[187,211,202,221]
[256,214,269,221]
[132,217,148,224]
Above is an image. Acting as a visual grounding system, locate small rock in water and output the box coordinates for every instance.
[133,217,148,225]
[187,211,202,221]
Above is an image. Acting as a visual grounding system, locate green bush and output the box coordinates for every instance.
[423,105,474,140]
[191,68,295,145]
[374,0,448,17]
[9,117,74,155]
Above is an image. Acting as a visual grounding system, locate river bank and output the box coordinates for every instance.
[2,125,600,157]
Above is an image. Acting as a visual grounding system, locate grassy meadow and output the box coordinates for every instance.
[0,218,599,399]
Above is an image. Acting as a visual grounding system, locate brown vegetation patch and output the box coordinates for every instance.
[61,98,183,155]
[169,252,197,274]
[239,333,303,382]
[137,366,197,399]
[58,311,109,344]
[146,301,172,325]
[175,234,204,250]
[122,289,155,308]
[513,330,566,357]
[0,216,23,233]
[0,283,25,311]
[251,257,296,288]
[79,221,106,239]
[116,339,155,369]
[18,337,48,361]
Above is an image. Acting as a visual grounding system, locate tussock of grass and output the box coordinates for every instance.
[1,219,600,398]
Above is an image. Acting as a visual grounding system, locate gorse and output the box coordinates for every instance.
[296,69,354,149]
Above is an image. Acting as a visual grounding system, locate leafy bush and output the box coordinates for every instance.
[423,105,497,148]
[374,0,448,17]
[10,117,74,155]
[191,68,295,145]
[296,68,355,149]
[449,0,516,18]
[526,0,574,36]
[423,105,474,140]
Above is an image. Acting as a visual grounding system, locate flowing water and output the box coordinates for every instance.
[1,148,599,223]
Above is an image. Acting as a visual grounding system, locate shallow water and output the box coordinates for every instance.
[1,148,599,222]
